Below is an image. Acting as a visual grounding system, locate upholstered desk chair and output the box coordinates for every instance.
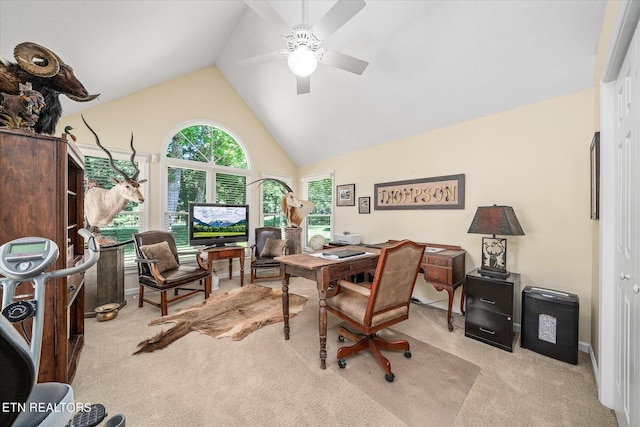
[133,230,210,316]
[326,239,426,382]
[250,227,287,283]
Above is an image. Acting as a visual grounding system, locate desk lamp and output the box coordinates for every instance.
[467,205,524,279]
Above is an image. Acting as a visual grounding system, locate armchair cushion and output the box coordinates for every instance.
[260,238,286,258]
[139,241,179,273]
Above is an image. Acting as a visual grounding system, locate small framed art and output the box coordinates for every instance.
[358,197,370,214]
[336,184,355,206]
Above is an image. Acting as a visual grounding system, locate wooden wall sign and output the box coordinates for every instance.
[374,174,465,210]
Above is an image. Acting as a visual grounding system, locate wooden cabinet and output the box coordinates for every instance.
[420,243,466,331]
[0,129,86,383]
[464,268,520,352]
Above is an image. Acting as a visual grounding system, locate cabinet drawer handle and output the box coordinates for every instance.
[435,260,440,265]
[479,327,496,335]
[479,298,495,305]
[434,273,439,279]
[68,285,76,293]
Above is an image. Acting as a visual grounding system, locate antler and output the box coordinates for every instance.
[82,115,131,180]
[128,134,140,180]
[247,178,293,194]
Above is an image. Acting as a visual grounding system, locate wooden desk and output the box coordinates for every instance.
[202,246,246,289]
[276,246,380,369]
[420,244,466,332]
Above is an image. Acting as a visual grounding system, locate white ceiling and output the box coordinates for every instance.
[0,1,607,166]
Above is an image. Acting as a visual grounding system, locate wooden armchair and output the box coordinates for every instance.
[326,240,426,382]
[133,230,211,316]
[250,227,287,283]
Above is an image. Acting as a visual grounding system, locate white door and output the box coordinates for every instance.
[610,22,640,427]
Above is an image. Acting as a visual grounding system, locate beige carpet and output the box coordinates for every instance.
[329,326,480,427]
[71,275,617,426]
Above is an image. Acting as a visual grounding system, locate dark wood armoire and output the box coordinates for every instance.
[0,128,86,383]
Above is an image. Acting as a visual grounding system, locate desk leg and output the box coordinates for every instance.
[317,268,329,370]
[239,253,245,287]
[282,273,290,340]
[446,287,454,332]
[227,259,233,280]
[460,283,466,315]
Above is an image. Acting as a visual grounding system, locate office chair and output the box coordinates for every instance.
[326,239,426,382]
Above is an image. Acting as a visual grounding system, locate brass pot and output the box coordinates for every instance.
[95,303,119,322]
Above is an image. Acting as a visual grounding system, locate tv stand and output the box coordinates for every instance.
[201,246,246,287]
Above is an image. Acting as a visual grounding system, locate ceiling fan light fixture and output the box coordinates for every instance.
[287,45,317,77]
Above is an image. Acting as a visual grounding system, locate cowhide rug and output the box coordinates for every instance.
[134,283,308,354]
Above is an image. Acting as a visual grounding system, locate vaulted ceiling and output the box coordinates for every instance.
[0,1,607,166]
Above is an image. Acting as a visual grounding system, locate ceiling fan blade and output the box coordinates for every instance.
[313,0,366,39]
[297,75,310,94]
[244,0,291,35]
[237,50,285,67]
[319,50,369,75]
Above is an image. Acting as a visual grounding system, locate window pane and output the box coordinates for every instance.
[262,180,286,229]
[166,167,206,229]
[306,177,333,242]
[215,173,246,205]
[165,125,248,169]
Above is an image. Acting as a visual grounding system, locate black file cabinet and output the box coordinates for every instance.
[465,269,520,352]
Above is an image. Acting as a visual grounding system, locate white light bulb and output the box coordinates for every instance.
[287,45,317,77]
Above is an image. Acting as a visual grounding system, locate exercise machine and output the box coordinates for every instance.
[0,229,125,427]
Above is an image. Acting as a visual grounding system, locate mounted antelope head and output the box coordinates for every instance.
[248,178,315,228]
[82,116,147,227]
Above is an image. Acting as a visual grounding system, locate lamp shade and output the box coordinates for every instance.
[467,205,525,236]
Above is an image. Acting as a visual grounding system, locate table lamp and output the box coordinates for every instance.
[467,205,525,279]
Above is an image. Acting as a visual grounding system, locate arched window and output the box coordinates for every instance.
[163,123,250,247]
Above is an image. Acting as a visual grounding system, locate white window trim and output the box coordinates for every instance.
[160,120,253,248]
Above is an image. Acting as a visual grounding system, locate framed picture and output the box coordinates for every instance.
[590,132,600,220]
[336,184,355,206]
[358,197,370,214]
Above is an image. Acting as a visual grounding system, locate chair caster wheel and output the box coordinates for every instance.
[404,351,411,358]
[385,372,395,382]
[338,358,346,368]
[338,335,345,342]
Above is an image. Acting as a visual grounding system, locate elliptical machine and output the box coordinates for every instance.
[0,229,125,427]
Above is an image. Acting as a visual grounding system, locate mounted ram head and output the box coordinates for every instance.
[0,42,98,134]
[82,116,147,229]
[248,178,315,228]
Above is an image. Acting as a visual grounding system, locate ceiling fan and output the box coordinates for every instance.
[240,0,369,94]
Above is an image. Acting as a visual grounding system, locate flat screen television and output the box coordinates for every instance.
[188,203,249,248]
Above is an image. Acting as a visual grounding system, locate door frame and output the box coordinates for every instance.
[599,0,640,415]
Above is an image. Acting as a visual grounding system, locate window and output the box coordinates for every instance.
[260,175,292,231]
[302,172,333,247]
[163,123,250,249]
[82,147,149,267]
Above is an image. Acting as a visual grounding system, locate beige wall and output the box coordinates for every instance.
[299,88,595,343]
[60,66,298,232]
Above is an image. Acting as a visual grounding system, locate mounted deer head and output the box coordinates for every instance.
[82,116,147,227]
[248,178,315,228]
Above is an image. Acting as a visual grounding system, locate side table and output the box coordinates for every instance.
[201,246,246,288]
